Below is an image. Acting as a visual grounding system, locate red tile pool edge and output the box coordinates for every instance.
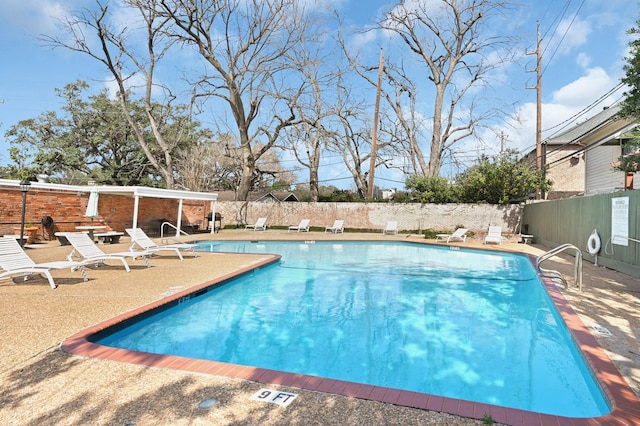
[60,250,640,426]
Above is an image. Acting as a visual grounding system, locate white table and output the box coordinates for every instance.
[520,234,534,244]
[75,225,107,241]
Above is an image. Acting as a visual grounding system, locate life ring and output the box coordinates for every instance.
[587,230,601,256]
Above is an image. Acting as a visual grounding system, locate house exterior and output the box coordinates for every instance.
[524,104,638,199]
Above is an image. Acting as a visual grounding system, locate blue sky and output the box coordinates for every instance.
[0,0,637,190]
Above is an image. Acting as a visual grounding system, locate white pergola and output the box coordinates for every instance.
[0,180,218,236]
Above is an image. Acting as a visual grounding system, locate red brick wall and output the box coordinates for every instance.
[0,187,211,239]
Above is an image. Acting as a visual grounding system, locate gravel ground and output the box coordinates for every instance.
[1,231,638,425]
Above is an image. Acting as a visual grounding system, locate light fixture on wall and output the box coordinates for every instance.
[19,180,31,247]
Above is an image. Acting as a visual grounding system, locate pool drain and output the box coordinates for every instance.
[591,324,613,336]
[199,398,218,409]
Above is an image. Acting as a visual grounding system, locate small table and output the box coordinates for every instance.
[520,234,534,244]
[94,231,124,244]
[75,225,107,241]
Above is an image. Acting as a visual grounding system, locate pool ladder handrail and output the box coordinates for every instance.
[536,244,583,292]
[160,221,191,244]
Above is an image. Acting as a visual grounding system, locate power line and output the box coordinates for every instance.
[539,0,572,56]
[541,0,587,77]
[543,83,625,137]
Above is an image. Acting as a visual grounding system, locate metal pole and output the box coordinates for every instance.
[19,180,31,247]
[19,192,27,247]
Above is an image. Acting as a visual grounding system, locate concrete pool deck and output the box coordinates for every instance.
[1,231,639,425]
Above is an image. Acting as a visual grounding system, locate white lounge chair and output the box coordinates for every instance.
[484,226,505,244]
[383,221,398,235]
[435,228,468,243]
[0,237,88,289]
[325,220,344,234]
[245,217,267,231]
[57,232,151,272]
[126,228,197,261]
[288,219,311,232]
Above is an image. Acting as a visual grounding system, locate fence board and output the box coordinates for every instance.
[523,190,640,277]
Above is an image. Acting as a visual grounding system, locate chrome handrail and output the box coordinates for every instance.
[160,221,190,243]
[536,243,583,291]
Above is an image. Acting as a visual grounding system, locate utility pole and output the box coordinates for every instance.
[526,23,543,199]
[368,49,384,200]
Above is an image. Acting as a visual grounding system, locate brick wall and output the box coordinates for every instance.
[0,187,211,239]
[546,146,585,195]
[523,146,585,199]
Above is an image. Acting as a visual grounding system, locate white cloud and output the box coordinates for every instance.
[346,28,378,55]
[468,66,625,162]
[111,0,146,33]
[575,52,592,69]
[554,17,592,54]
[0,0,87,35]
[550,67,616,107]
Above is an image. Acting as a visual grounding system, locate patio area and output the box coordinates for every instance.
[1,231,639,425]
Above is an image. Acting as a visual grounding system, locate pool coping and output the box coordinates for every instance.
[60,243,640,426]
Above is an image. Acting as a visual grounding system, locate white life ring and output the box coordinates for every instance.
[587,230,601,256]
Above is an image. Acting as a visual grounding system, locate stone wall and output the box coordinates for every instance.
[216,201,521,233]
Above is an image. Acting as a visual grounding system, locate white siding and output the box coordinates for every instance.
[585,145,625,194]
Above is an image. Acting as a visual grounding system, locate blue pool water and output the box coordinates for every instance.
[95,241,609,417]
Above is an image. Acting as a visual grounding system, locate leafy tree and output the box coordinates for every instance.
[456,150,551,204]
[0,159,27,180]
[612,127,640,175]
[619,15,640,119]
[44,1,203,189]
[404,176,457,203]
[614,15,640,174]
[318,188,359,202]
[4,81,199,185]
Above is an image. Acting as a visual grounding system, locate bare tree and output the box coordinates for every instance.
[349,56,427,177]
[176,132,295,194]
[333,25,398,197]
[376,0,517,176]
[175,143,219,192]
[282,121,324,201]
[280,30,337,201]
[154,0,310,200]
[43,0,187,188]
[327,74,376,199]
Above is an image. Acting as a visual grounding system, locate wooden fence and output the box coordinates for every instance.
[523,190,640,277]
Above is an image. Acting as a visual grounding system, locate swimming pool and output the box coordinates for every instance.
[92,241,609,418]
